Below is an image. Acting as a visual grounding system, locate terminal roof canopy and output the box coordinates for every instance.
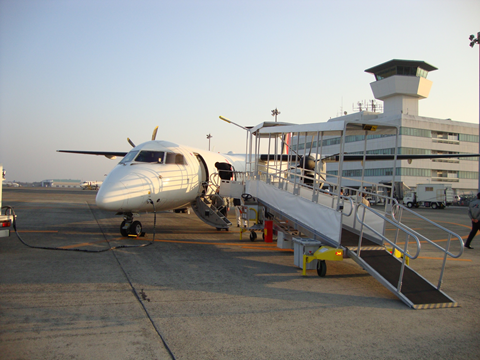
[254,118,399,138]
[365,59,438,81]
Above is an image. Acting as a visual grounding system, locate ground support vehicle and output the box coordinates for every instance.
[403,184,454,209]
[0,165,14,238]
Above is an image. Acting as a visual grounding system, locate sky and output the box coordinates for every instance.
[0,0,479,182]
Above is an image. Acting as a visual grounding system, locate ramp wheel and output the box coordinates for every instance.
[130,221,143,236]
[250,231,257,242]
[317,260,326,277]
[120,221,129,237]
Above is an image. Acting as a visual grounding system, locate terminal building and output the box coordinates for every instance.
[292,59,479,196]
[41,179,81,188]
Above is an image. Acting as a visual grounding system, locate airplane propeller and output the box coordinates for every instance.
[127,126,159,148]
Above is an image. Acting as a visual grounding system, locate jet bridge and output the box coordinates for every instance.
[242,119,464,309]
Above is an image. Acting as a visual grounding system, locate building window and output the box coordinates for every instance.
[400,127,432,138]
[459,171,479,180]
[459,134,479,143]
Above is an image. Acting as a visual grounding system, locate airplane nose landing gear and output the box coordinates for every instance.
[120,213,143,237]
[130,221,143,236]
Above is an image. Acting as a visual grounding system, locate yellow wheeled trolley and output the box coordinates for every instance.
[303,246,344,277]
[239,204,264,241]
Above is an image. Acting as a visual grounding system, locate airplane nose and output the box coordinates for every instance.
[96,166,156,211]
[96,178,127,211]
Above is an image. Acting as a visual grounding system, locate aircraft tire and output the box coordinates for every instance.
[317,260,327,277]
[130,221,142,236]
[120,221,129,237]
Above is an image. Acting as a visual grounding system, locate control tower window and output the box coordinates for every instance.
[416,68,428,78]
[376,66,396,80]
[375,66,429,81]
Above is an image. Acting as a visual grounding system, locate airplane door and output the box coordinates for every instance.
[194,154,209,194]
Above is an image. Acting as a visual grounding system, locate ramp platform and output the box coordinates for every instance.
[242,119,464,309]
[356,250,456,309]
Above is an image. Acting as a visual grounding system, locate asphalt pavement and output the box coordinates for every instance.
[1,187,479,359]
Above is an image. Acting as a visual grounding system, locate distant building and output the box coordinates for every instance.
[41,179,81,188]
[292,59,479,195]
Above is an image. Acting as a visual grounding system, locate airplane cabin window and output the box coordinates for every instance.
[135,151,165,163]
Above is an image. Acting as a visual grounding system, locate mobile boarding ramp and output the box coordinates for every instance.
[243,119,464,309]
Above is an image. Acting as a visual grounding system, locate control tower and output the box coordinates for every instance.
[365,59,437,116]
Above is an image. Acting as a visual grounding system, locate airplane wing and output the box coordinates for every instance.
[57,150,128,159]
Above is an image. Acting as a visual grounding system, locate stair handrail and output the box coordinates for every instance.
[390,203,464,259]
[355,204,422,260]
[355,203,422,293]
[390,203,464,289]
[339,195,354,217]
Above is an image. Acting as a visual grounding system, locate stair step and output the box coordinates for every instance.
[191,197,232,229]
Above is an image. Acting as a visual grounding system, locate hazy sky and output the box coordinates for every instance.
[1,0,479,182]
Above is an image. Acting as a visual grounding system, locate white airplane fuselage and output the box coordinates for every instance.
[95,140,245,213]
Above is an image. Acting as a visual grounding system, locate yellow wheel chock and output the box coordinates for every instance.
[302,246,344,276]
[386,246,410,266]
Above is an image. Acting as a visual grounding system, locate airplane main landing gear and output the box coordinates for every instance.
[120,213,143,237]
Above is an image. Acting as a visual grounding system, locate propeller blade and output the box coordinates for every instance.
[127,138,136,148]
[152,126,158,141]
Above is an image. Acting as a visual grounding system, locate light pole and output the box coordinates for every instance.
[271,108,280,122]
[469,32,480,192]
[206,133,212,151]
[271,108,281,154]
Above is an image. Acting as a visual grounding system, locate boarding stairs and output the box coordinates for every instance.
[191,196,232,230]
[246,177,464,309]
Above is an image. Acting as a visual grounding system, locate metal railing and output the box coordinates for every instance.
[390,203,464,289]
[355,203,421,294]
[255,169,355,215]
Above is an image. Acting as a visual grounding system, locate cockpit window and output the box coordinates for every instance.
[165,152,187,165]
[119,150,139,164]
[135,151,165,163]
[120,150,186,165]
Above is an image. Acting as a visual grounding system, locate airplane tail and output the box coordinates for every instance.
[281,133,291,155]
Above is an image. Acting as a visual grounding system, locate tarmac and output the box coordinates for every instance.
[1,187,479,360]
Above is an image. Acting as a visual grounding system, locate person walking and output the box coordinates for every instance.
[465,192,480,249]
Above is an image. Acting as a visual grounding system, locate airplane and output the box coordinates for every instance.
[3,181,20,187]
[58,127,246,236]
[58,122,480,238]
[80,180,103,190]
